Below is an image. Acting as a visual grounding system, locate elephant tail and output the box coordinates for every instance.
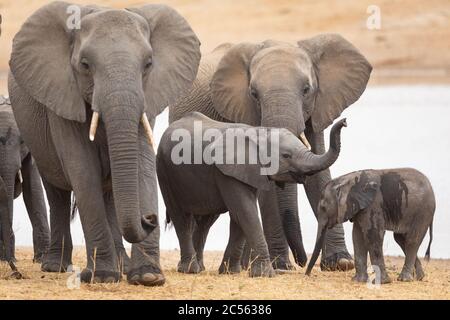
[70,193,78,221]
[425,220,433,261]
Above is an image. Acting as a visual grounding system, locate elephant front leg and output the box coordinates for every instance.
[363,223,391,284]
[351,223,368,282]
[41,180,72,273]
[21,155,50,263]
[219,217,245,274]
[305,128,353,271]
[258,187,293,270]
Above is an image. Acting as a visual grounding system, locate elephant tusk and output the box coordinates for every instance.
[18,170,23,184]
[299,132,311,150]
[89,111,99,142]
[141,113,155,151]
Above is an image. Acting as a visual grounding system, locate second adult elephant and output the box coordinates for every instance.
[9,2,200,285]
[170,35,372,270]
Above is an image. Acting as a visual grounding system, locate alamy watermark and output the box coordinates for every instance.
[170,121,280,175]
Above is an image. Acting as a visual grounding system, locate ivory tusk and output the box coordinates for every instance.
[89,111,99,142]
[18,170,23,184]
[141,113,155,150]
[299,132,311,150]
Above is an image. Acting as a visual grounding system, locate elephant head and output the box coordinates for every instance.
[305,171,378,275]
[9,2,201,243]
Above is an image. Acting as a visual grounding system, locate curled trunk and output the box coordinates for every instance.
[306,220,328,275]
[293,118,347,175]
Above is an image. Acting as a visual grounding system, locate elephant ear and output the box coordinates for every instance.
[208,128,271,191]
[344,172,378,221]
[298,34,372,132]
[9,2,97,122]
[127,5,201,119]
[210,43,264,126]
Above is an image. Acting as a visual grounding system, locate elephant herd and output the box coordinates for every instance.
[0,2,435,287]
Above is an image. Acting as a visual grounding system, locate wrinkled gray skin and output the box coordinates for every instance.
[8,2,200,285]
[157,112,346,277]
[0,97,50,265]
[169,36,372,271]
[306,169,435,284]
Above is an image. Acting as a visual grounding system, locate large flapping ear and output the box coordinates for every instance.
[298,34,372,132]
[9,1,97,122]
[207,128,271,191]
[210,42,264,126]
[126,4,201,119]
[344,171,378,221]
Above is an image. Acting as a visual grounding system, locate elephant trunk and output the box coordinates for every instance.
[276,186,307,267]
[101,88,153,243]
[306,219,328,276]
[293,119,347,175]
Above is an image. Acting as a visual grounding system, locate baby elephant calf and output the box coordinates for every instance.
[306,168,435,284]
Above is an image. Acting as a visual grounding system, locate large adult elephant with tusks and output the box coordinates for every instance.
[8,1,200,285]
[169,36,372,271]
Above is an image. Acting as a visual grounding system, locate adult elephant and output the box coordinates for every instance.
[8,2,200,285]
[0,96,50,264]
[170,36,372,271]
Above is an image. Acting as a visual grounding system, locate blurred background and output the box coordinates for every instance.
[0,1,449,258]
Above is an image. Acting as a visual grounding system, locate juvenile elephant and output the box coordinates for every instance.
[0,96,50,265]
[170,35,372,271]
[306,169,435,284]
[157,112,347,276]
[9,2,200,285]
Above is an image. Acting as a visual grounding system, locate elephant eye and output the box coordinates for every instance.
[144,58,153,70]
[249,86,258,100]
[302,84,310,96]
[282,153,291,159]
[80,58,90,71]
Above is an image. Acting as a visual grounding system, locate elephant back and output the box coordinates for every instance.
[169,43,233,123]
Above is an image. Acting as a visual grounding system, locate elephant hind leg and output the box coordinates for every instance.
[41,180,72,273]
[193,214,219,271]
[219,216,245,274]
[394,233,425,281]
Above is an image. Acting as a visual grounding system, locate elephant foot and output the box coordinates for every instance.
[320,252,354,272]
[271,256,295,271]
[398,270,414,282]
[41,259,71,273]
[33,254,45,264]
[352,273,369,283]
[415,269,425,281]
[218,260,241,274]
[249,260,275,278]
[379,274,392,284]
[80,268,121,284]
[177,258,201,274]
[127,265,165,287]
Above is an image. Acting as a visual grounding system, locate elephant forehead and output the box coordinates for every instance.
[81,10,149,39]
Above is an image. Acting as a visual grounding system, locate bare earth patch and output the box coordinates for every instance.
[0,248,449,299]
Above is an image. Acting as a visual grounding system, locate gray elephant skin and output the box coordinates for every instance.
[306,168,435,284]
[0,96,50,267]
[8,1,200,285]
[157,112,347,277]
[169,35,372,271]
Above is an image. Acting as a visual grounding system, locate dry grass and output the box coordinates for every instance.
[0,247,449,300]
[1,0,450,93]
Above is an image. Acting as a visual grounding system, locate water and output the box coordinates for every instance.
[12,85,450,259]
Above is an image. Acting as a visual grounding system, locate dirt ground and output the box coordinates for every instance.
[1,0,450,93]
[0,248,449,299]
